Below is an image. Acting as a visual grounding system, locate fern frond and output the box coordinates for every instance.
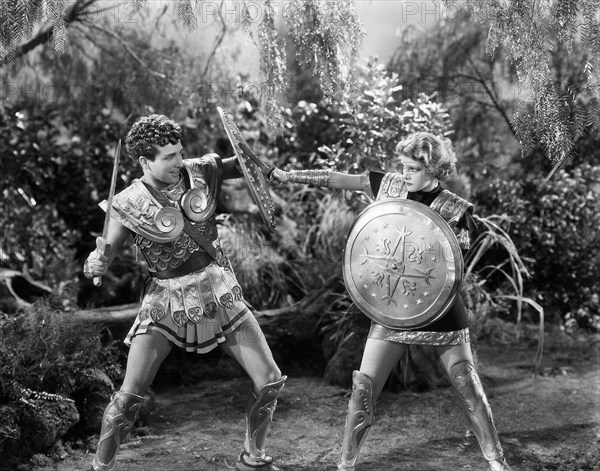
[176,0,197,32]
[257,0,288,128]
[130,0,146,13]
[285,0,364,102]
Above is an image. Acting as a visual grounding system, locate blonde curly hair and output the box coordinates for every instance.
[395,132,458,182]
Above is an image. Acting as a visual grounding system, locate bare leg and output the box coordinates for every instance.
[219,316,285,471]
[219,316,282,391]
[359,338,407,402]
[91,331,172,471]
[338,338,406,470]
[437,343,512,471]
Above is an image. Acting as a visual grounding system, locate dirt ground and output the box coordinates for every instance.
[26,335,600,471]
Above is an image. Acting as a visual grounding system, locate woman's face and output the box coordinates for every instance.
[398,155,438,192]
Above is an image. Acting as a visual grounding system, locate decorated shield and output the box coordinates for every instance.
[343,199,463,330]
[217,107,276,232]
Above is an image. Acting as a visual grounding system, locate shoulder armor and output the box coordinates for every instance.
[430,190,474,228]
[180,155,223,222]
[101,180,185,243]
[376,172,408,201]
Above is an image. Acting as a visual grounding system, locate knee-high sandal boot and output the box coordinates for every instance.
[337,371,375,471]
[91,390,144,471]
[449,361,512,471]
[236,375,287,471]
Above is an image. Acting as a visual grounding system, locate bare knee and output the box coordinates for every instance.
[257,363,282,389]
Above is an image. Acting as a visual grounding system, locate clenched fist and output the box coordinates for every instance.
[83,238,110,279]
[269,168,289,183]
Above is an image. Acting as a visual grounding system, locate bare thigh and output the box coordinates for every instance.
[435,342,474,374]
[359,337,407,402]
[219,315,282,392]
[120,330,173,395]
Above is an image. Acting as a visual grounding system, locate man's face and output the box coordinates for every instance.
[398,155,437,192]
[141,141,183,187]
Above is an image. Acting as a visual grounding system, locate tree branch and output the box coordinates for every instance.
[421,68,516,136]
[71,24,115,59]
[3,0,92,65]
[202,0,228,80]
[85,22,168,80]
[466,55,516,135]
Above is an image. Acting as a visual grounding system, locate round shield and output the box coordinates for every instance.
[343,199,463,330]
[217,107,276,232]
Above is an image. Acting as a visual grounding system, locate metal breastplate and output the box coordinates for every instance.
[135,176,219,272]
[135,217,219,271]
[109,156,223,271]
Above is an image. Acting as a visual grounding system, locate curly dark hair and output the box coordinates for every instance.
[395,132,458,182]
[125,114,182,161]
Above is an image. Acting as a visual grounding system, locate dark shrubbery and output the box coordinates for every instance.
[0,300,126,465]
[475,163,600,330]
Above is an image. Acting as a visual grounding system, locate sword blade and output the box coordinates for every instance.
[101,139,122,239]
[93,140,121,287]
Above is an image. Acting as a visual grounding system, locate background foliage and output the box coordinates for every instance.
[475,162,600,330]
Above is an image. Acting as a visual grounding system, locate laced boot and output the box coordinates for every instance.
[448,361,512,471]
[236,376,287,471]
[91,390,144,471]
[337,371,375,471]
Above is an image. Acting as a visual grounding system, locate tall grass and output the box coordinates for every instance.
[466,214,544,374]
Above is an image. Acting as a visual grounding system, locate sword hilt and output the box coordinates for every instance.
[93,238,110,287]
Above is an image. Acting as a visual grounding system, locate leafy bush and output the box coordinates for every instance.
[474,163,600,329]
[0,299,126,464]
[0,301,125,402]
[0,103,140,303]
[319,59,453,173]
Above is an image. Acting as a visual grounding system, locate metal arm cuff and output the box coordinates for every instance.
[287,170,332,187]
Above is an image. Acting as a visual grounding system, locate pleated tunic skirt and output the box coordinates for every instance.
[125,261,252,353]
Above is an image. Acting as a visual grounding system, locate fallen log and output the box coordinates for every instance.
[74,303,139,323]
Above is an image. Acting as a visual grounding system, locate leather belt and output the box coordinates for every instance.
[149,251,215,280]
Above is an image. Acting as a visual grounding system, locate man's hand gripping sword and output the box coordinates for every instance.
[93,140,121,287]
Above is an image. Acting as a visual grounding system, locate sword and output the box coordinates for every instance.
[94,140,121,287]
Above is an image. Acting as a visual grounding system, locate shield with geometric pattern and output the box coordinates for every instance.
[217,107,277,232]
[343,199,463,330]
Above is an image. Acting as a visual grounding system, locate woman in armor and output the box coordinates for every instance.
[270,132,511,471]
[84,114,285,471]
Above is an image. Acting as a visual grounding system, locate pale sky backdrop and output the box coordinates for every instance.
[140,0,437,78]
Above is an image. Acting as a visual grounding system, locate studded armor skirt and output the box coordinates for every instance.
[125,262,252,353]
[368,294,471,346]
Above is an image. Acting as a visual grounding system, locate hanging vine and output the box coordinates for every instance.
[0,0,364,129]
[450,0,600,164]
[284,0,364,101]
[2,0,598,157]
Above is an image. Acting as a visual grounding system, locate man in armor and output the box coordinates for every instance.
[84,114,286,471]
[270,132,511,471]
